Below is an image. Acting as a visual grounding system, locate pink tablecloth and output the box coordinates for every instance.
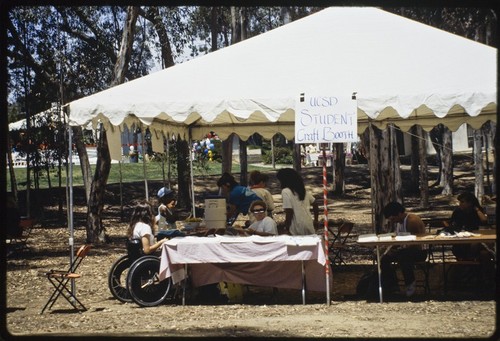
[159,234,332,292]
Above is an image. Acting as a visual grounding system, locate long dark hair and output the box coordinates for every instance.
[457,192,483,212]
[127,201,155,238]
[276,168,306,200]
[217,172,238,189]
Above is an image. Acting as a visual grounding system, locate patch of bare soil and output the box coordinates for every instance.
[4,159,497,339]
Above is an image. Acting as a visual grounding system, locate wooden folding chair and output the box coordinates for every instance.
[40,244,92,314]
[328,222,354,266]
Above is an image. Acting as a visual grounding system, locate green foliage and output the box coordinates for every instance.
[262,146,293,164]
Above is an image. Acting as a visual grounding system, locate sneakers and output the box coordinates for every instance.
[406,281,416,297]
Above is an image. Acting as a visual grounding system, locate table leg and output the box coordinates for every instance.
[481,242,496,261]
[182,264,187,306]
[301,260,306,305]
[376,246,383,303]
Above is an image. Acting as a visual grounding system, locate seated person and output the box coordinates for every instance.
[248,171,275,217]
[6,193,22,238]
[217,172,262,224]
[244,200,278,236]
[128,200,167,254]
[156,187,178,230]
[380,202,426,297]
[448,192,489,261]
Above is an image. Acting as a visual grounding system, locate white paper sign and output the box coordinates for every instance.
[295,94,357,143]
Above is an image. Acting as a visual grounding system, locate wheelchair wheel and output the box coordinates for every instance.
[126,256,172,307]
[108,255,133,302]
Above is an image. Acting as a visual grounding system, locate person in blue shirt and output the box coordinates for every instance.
[217,172,262,225]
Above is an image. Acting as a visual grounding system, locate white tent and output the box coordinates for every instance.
[9,109,68,131]
[67,7,496,160]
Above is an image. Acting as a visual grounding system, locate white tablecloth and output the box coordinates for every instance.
[159,234,331,292]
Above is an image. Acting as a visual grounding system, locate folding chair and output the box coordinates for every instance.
[328,222,354,266]
[7,217,35,256]
[40,244,92,314]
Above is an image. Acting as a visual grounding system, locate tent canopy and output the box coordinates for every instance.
[67,7,496,155]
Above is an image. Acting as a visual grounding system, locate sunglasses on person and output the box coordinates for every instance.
[251,208,266,214]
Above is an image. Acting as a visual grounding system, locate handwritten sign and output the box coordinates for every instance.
[295,94,357,143]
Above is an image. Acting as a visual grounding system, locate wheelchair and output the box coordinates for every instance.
[108,238,173,307]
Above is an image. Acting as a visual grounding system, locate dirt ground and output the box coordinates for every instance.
[3,159,498,339]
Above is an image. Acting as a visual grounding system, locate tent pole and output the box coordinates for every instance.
[142,126,149,201]
[119,160,123,221]
[188,130,196,218]
[67,123,75,295]
[369,121,375,232]
[321,144,330,305]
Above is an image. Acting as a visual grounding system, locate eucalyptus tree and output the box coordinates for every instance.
[7,5,159,241]
[359,7,498,230]
[387,7,496,199]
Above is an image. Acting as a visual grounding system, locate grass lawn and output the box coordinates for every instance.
[7,160,278,191]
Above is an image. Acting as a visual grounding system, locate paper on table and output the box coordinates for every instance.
[378,233,394,241]
[284,235,320,246]
[395,235,416,241]
[357,234,378,242]
[455,231,481,238]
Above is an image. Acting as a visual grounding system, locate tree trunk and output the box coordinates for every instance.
[110,6,139,86]
[230,7,240,44]
[418,126,429,208]
[221,134,234,174]
[142,7,175,68]
[7,140,18,199]
[73,126,92,202]
[482,121,496,195]
[211,7,218,52]
[87,128,111,243]
[429,125,443,187]
[176,139,191,211]
[473,129,484,201]
[333,143,345,195]
[86,6,139,243]
[293,142,302,172]
[369,124,402,233]
[390,125,403,203]
[441,127,453,195]
[490,122,497,194]
[239,138,248,186]
[410,125,420,193]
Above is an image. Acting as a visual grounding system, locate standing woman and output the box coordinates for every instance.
[128,201,166,254]
[276,168,319,235]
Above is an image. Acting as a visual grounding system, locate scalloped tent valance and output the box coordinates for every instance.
[67,7,496,160]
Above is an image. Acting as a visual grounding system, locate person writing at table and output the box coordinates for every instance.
[156,187,179,230]
[245,200,278,236]
[381,202,426,297]
[128,200,167,254]
[276,168,319,235]
[217,172,262,225]
[448,192,489,261]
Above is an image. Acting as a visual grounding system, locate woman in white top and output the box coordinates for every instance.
[127,201,166,254]
[247,200,278,236]
[276,168,319,236]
